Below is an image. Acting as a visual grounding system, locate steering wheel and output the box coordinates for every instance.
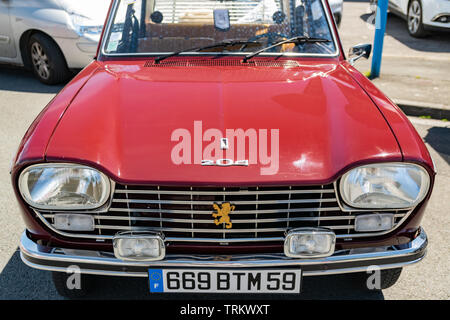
[246,32,290,48]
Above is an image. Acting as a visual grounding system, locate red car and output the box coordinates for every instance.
[13,0,434,298]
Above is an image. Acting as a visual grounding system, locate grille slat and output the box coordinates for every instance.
[115,189,335,195]
[112,198,337,205]
[108,207,342,214]
[38,184,411,242]
[93,225,355,233]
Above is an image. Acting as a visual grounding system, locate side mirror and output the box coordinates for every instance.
[348,44,372,65]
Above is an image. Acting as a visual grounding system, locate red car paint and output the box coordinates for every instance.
[43,58,404,185]
[11,5,435,254]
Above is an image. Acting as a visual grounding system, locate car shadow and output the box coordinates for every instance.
[424,127,450,165]
[360,12,450,53]
[0,65,65,94]
[0,250,384,300]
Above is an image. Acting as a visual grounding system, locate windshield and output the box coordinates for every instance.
[103,0,337,57]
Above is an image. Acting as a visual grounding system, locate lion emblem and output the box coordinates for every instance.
[212,202,235,229]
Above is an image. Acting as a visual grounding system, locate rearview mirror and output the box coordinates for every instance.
[348,44,372,65]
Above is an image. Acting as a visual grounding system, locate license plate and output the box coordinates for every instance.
[148,269,301,293]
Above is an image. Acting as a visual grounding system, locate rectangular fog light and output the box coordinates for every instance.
[53,214,94,231]
[113,232,165,261]
[355,213,394,232]
[284,228,336,258]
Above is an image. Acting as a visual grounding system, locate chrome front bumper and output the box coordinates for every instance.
[20,228,427,277]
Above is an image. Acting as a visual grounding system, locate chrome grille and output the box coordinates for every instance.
[39,184,410,242]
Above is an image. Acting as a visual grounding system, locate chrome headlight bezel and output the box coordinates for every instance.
[339,162,430,209]
[18,163,111,210]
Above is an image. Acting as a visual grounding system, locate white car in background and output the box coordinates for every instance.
[0,0,110,84]
[371,0,450,37]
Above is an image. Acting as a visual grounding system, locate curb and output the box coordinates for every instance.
[394,99,450,120]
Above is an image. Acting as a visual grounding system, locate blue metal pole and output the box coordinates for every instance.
[370,0,388,79]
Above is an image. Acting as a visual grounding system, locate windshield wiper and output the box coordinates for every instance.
[242,36,330,63]
[154,40,261,64]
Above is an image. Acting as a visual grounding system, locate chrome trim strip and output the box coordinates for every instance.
[97,225,352,232]
[164,237,284,243]
[107,207,343,214]
[304,258,425,276]
[20,253,424,277]
[115,189,335,195]
[43,214,407,224]
[20,256,146,278]
[93,226,298,233]
[94,225,354,232]
[111,198,337,205]
[19,228,428,277]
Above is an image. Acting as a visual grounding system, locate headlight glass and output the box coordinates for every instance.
[70,14,103,41]
[19,164,110,210]
[340,163,430,209]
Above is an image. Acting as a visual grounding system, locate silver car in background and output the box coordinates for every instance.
[0,0,110,84]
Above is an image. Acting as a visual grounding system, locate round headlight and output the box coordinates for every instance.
[18,163,111,210]
[339,163,430,209]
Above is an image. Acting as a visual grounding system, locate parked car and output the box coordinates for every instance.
[13,0,433,298]
[0,0,110,84]
[370,0,450,37]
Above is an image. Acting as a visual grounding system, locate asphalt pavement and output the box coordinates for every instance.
[340,0,450,108]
